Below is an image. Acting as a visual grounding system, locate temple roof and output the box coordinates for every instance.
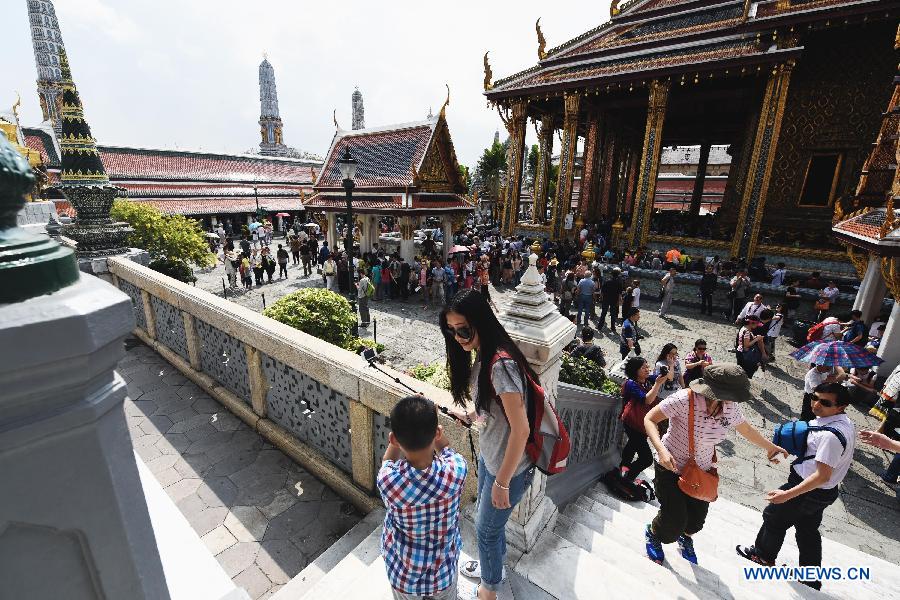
[487,0,897,98]
[833,206,900,254]
[314,114,467,194]
[303,191,473,214]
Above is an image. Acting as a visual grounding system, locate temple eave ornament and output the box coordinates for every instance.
[536,19,548,60]
[483,52,493,91]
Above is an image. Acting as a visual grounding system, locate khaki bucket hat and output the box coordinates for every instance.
[688,363,753,403]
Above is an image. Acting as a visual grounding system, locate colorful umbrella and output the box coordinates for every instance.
[448,245,470,254]
[789,340,883,368]
[275,212,291,217]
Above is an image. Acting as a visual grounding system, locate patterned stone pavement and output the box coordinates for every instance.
[191,260,900,564]
[119,338,361,599]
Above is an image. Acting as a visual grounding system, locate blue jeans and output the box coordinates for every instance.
[576,294,593,326]
[475,456,534,591]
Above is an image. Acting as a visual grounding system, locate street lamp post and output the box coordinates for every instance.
[339,148,359,336]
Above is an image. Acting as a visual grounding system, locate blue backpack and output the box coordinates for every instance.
[772,420,847,465]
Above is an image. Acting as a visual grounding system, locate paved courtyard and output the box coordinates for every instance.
[191,258,900,565]
[120,337,361,599]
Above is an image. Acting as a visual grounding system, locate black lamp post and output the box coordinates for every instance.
[338,148,359,336]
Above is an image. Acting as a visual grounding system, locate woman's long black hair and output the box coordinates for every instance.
[655,343,678,364]
[440,288,538,412]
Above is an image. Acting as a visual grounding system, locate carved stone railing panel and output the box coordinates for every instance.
[262,354,353,474]
[149,296,188,361]
[373,412,391,474]
[196,319,251,402]
[118,279,146,330]
[547,382,624,506]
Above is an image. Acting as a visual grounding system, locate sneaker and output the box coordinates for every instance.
[735,545,774,566]
[459,560,506,581]
[645,524,665,564]
[677,535,698,564]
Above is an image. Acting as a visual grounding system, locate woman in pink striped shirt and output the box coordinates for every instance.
[641,364,787,565]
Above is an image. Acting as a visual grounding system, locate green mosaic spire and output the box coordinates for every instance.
[58,48,109,185]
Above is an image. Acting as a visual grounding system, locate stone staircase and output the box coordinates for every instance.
[273,477,899,600]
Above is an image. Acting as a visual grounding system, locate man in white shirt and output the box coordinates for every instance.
[631,279,641,308]
[738,382,855,591]
[735,294,768,324]
[802,364,845,421]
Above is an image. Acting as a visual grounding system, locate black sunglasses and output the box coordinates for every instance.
[442,324,474,342]
[813,395,836,408]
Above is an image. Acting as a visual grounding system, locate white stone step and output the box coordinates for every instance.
[291,522,385,600]
[555,507,767,600]
[581,485,898,599]
[514,528,664,600]
[562,501,818,600]
[273,509,386,599]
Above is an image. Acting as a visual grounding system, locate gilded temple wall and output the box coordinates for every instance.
[762,23,895,236]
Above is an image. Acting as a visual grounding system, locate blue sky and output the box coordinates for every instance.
[6,0,602,167]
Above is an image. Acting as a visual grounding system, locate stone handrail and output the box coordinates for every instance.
[547,382,623,506]
[107,256,479,513]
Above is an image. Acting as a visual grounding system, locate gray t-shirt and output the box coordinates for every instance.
[471,355,532,477]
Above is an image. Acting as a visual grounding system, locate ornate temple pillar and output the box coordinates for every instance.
[550,92,581,240]
[399,215,417,262]
[498,254,576,551]
[532,115,555,224]
[579,112,602,225]
[441,217,453,263]
[629,80,670,249]
[501,100,528,236]
[876,254,900,376]
[597,124,619,221]
[731,62,794,259]
[850,253,889,323]
[326,212,337,250]
[689,140,712,217]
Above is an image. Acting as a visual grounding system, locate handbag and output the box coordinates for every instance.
[677,391,719,502]
[814,298,831,311]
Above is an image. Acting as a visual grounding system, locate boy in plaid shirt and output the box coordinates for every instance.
[378,395,468,599]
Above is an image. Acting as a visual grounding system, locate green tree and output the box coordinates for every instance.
[457,164,470,190]
[473,140,508,199]
[526,144,539,191]
[111,200,215,282]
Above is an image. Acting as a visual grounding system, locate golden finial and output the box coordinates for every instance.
[832,197,845,224]
[12,92,21,122]
[483,52,493,91]
[611,0,622,17]
[439,84,450,119]
[536,18,547,60]
[333,109,341,130]
[881,195,896,239]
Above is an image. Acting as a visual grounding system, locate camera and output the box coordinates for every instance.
[658,365,670,376]
[360,347,378,363]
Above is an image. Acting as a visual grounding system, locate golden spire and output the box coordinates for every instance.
[483,52,493,91]
[439,84,450,119]
[536,18,547,60]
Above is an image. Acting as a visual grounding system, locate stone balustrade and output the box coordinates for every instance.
[107,257,480,513]
[548,382,623,506]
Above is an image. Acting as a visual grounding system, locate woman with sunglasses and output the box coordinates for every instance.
[441,289,537,600]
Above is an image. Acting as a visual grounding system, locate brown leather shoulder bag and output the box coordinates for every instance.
[677,390,719,502]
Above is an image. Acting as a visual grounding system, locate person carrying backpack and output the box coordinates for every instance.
[643,364,788,566]
[442,290,542,600]
[737,382,855,591]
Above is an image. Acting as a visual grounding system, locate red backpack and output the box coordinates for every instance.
[806,318,838,343]
[489,351,571,475]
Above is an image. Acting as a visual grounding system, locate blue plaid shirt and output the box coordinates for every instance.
[377,447,468,595]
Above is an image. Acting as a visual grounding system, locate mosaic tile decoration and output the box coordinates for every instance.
[150,296,188,361]
[262,354,352,473]
[196,319,251,402]
[117,279,146,330]
[373,412,391,472]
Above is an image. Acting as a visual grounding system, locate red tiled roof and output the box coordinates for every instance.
[834,208,899,241]
[97,146,317,184]
[24,130,59,166]
[317,122,435,188]
[119,182,307,199]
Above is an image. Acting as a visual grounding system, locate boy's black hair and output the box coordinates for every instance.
[390,395,438,451]
[759,308,774,320]
[850,309,862,318]
[581,326,595,342]
[814,382,851,407]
